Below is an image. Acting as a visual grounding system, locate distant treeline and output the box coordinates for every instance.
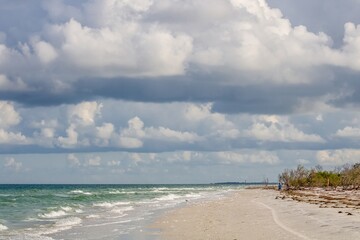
[278,163,360,190]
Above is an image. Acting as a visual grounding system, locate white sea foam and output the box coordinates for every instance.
[75,209,84,213]
[69,190,93,195]
[39,210,68,219]
[155,194,182,201]
[109,190,122,194]
[86,214,100,219]
[34,217,82,236]
[185,193,202,198]
[0,224,8,231]
[110,206,134,214]
[152,187,169,192]
[93,201,131,208]
[55,217,82,228]
[109,191,136,194]
[84,219,131,227]
[60,206,72,212]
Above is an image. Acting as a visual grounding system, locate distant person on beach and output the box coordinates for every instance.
[278,182,282,191]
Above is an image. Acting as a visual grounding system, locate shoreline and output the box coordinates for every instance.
[150,189,360,240]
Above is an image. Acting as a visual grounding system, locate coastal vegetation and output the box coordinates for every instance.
[278,163,360,190]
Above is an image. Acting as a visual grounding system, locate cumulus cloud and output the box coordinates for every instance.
[246,115,325,143]
[0,101,28,145]
[184,104,240,138]
[4,157,23,172]
[44,15,193,77]
[335,126,360,138]
[0,0,358,118]
[95,122,115,146]
[118,117,145,148]
[0,0,360,158]
[67,153,81,167]
[146,127,199,143]
[0,101,21,128]
[30,119,58,147]
[217,151,280,165]
[56,101,108,148]
[86,155,102,166]
[32,39,58,64]
[0,129,27,144]
[107,160,121,166]
[119,116,200,148]
[166,151,204,163]
[0,75,27,91]
[68,101,102,126]
[57,124,79,148]
[67,154,103,167]
[317,149,360,165]
[341,22,360,71]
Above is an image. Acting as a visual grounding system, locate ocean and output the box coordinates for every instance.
[0,184,244,239]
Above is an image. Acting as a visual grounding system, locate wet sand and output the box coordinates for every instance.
[151,189,360,240]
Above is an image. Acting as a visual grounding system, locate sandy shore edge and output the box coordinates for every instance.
[149,189,360,240]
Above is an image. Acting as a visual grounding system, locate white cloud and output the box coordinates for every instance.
[184,104,239,139]
[119,137,143,149]
[68,101,102,126]
[167,151,203,163]
[32,40,58,64]
[188,0,340,84]
[182,151,192,161]
[335,126,360,138]
[0,0,359,87]
[30,119,58,147]
[130,153,142,163]
[317,149,360,165]
[67,154,81,167]
[46,16,192,77]
[0,75,27,91]
[83,0,154,26]
[0,101,27,144]
[42,0,82,22]
[0,129,27,144]
[107,160,121,166]
[0,101,21,128]
[247,115,325,143]
[217,151,280,165]
[119,116,200,148]
[340,22,360,71]
[118,117,145,148]
[67,154,103,167]
[40,128,55,138]
[145,126,199,143]
[31,119,58,129]
[296,159,310,165]
[56,101,105,148]
[316,114,323,122]
[184,104,232,128]
[4,157,23,172]
[57,124,78,148]
[96,123,114,139]
[94,122,115,146]
[86,155,102,166]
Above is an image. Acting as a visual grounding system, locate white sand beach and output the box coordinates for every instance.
[152,189,360,240]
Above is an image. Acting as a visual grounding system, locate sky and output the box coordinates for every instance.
[1,0,360,184]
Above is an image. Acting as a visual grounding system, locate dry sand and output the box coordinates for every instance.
[151,189,360,240]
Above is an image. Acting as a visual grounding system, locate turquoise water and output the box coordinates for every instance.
[0,184,244,239]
